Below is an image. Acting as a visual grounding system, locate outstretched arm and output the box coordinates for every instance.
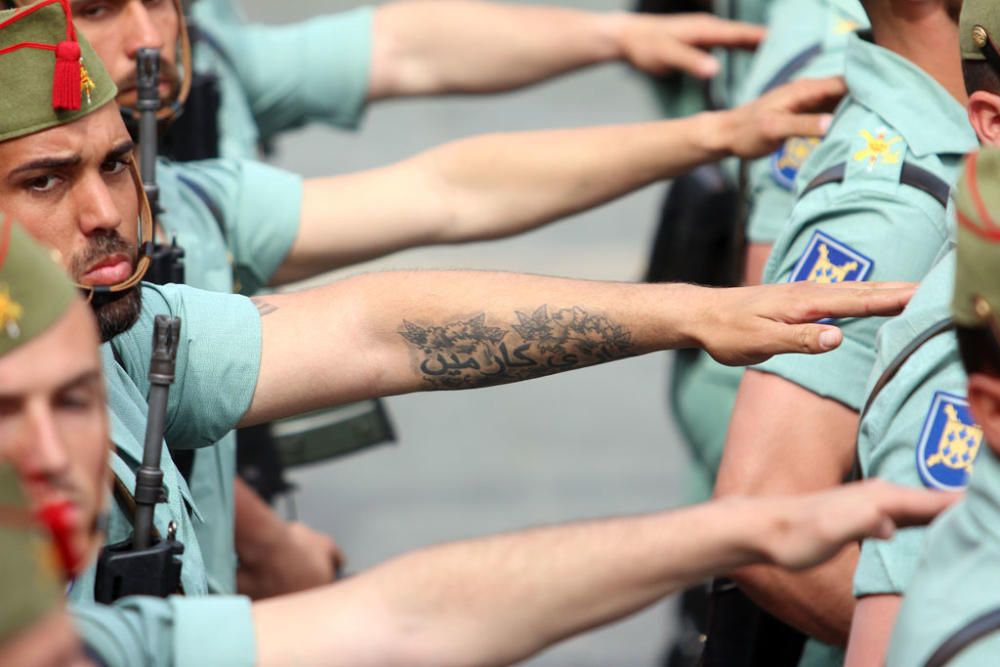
[368,3,765,99]
[251,481,955,667]
[240,272,911,426]
[274,77,843,284]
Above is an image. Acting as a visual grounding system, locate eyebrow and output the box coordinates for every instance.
[8,139,135,179]
[0,368,103,403]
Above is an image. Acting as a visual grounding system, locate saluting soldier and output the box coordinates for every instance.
[713,0,975,664]
[16,0,856,603]
[884,146,1000,666]
[0,4,922,663]
[0,219,957,667]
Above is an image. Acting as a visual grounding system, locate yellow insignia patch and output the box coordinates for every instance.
[0,283,23,339]
[808,244,857,284]
[854,128,902,170]
[926,404,983,472]
[834,19,859,35]
[80,58,96,106]
[917,393,983,491]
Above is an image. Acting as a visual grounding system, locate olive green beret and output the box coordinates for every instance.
[961,0,1000,62]
[0,0,116,142]
[0,215,76,357]
[0,464,62,645]
[953,149,1000,331]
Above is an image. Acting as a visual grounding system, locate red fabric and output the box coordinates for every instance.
[0,0,81,109]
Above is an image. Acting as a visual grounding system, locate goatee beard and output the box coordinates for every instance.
[91,287,143,343]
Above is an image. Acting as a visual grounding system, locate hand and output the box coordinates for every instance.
[237,521,345,600]
[756,480,960,571]
[689,281,915,366]
[615,12,765,78]
[719,76,846,159]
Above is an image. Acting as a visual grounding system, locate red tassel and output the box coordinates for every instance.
[52,40,82,110]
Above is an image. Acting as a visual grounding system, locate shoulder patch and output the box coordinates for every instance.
[916,391,984,492]
[771,137,821,190]
[853,128,902,171]
[789,231,874,285]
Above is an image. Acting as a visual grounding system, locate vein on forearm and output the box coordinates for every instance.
[398,304,635,389]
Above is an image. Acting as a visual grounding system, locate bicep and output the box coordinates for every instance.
[715,369,859,497]
[844,595,903,667]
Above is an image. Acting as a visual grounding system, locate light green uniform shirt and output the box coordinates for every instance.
[854,248,981,599]
[71,283,263,667]
[191,0,374,160]
[886,445,1000,665]
[753,31,977,411]
[670,0,868,504]
[157,158,302,594]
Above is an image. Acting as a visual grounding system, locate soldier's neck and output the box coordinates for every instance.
[868,6,968,106]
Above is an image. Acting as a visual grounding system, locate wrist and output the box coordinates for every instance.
[663,283,713,351]
[596,11,631,62]
[696,110,739,159]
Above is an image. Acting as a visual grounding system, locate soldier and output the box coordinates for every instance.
[12,0,852,603]
[0,4,921,663]
[879,146,1000,666]
[712,0,975,663]
[844,3,1000,664]
[0,220,958,667]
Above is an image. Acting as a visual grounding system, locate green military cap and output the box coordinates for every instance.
[960,0,1000,63]
[953,148,1000,331]
[0,463,62,645]
[0,214,76,357]
[0,0,116,142]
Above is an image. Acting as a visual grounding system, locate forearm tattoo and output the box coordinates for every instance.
[399,305,634,389]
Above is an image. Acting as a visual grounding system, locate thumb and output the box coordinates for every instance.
[773,112,834,141]
[780,323,843,355]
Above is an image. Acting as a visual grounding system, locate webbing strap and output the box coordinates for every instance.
[924,607,1000,667]
[760,43,823,94]
[801,162,952,208]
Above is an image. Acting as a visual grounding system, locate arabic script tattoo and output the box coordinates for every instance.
[399,305,634,389]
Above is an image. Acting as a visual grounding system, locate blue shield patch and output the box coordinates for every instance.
[789,231,874,285]
[771,137,820,190]
[916,391,984,492]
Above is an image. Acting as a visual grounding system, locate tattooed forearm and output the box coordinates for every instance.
[252,297,279,317]
[398,305,634,389]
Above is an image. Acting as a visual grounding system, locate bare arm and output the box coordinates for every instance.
[251,481,954,667]
[273,78,843,284]
[714,370,862,645]
[844,595,904,667]
[368,3,765,99]
[240,273,911,427]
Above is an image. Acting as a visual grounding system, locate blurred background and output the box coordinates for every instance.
[242,1,691,663]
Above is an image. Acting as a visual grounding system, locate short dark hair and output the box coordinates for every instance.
[964,59,1000,97]
[956,325,1000,377]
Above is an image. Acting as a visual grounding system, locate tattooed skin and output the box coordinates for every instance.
[399,305,634,389]
[251,297,279,317]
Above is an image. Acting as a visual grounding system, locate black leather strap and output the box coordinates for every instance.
[801,162,952,208]
[925,607,1000,667]
[761,43,823,94]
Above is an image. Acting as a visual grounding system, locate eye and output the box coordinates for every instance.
[24,174,62,193]
[101,158,129,176]
[57,390,96,412]
[75,2,111,20]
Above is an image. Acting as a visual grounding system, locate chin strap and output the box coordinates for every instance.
[76,158,153,302]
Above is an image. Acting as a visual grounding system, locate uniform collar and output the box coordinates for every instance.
[844,31,977,158]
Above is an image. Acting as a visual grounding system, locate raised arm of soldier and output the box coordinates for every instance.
[366,3,765,96]
[275,75,843,284]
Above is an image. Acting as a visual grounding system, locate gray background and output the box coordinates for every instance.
[240,1,693,663]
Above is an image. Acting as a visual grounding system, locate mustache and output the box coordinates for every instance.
[69,232,136,282]
[117,58,181,95]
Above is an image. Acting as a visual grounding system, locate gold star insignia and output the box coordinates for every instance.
[0,283,23,339]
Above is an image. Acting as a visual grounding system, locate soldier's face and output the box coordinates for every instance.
[17,0,181,109]
[0,300,110,579]
[0,104,144,341]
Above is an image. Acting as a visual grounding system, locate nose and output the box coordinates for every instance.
[74,171,123,237]
[124,1,165,59]
[14,401,72,493]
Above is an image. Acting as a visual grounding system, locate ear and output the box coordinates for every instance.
[968,91,1000,147]
[967,372,1000,457]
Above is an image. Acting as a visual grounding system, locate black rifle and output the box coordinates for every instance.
[95,317,185,602]
[134,48,185,286]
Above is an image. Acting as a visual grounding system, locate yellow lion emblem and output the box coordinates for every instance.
[807,244,858,284]
[925,404,984,474]
[80,59,96,106]
[0,283,23,339]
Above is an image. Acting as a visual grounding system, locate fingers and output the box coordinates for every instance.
[770,76,847,113]
[675,15,767,50]
[764,322,843,357]
[786,282,916,322]
[661,41,720,79]
[770,111,835,140]
[864,481,961,529]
